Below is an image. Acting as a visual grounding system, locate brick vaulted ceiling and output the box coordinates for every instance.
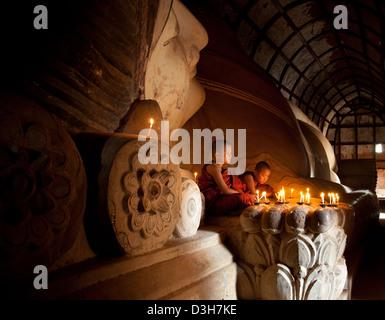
[183,0,385,153]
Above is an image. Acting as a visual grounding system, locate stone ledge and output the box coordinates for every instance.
[12,229,236,300]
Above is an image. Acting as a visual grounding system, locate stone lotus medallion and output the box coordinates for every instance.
[107,140,181,255]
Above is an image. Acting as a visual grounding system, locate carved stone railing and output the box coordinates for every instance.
[228,202,353,300]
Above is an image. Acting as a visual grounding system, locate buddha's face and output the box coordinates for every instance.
[144,0,208,131]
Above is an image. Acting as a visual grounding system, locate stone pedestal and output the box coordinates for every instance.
[16,229,237,300]
[206,201,352,300]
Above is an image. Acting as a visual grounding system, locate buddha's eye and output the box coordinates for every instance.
[163,35,178,46]
[162,11,180,47]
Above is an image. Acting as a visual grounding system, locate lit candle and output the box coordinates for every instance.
[257,190,260,202]
[300,192,304,203]
[328,193,331,204]
[194,172,198,182]
[336,193,339,205]
[305,191,310,204]
[332,193,336,204]
[276,188,284,202]
[291,189,293,198]
[321,192,324,204]
[147,118,154,137]
[262,191,267,202]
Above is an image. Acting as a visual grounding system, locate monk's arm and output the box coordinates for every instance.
[206,164,239,195]
[243,174,256,194]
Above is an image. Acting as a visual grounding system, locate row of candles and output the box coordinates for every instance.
[271,187,340,206]
[256,190,268,202]
[193,172,341,206]
[320,192,339,205]
[153,117,339,207]
[150,117,341,207]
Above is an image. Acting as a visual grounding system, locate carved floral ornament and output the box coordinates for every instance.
[107,140,181,256]
[0,109,86,276]
[124,157,178,238]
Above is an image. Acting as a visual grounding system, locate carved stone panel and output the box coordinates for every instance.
[75,134,182,257]
[0,94,87,280]
[107,139,182,255]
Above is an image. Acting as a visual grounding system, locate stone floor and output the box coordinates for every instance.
[351,214,385,300]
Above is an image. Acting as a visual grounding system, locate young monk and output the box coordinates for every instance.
[197,140,256,216]
[239,161,275,198]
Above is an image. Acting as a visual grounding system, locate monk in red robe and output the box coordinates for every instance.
[198,140,255,216]
[238,161,275,198]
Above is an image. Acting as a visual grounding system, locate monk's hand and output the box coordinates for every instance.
[251,194,259,203]
[247,194,255,206]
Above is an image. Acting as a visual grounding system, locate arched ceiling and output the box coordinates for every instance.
[183,0,385,136]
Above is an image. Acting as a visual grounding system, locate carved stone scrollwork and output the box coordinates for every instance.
[0,95,87,280]
[233,203,351,300]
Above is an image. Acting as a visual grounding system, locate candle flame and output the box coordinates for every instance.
[262,191,267,202]
[305,190,310,204]
[276,186,286,202]
[321,192,324,204]
[147,118,155,137]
